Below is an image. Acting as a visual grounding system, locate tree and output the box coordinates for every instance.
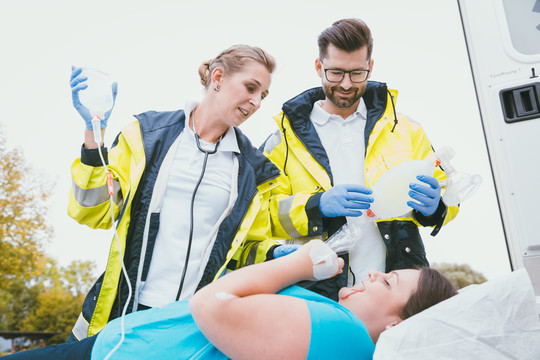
[432,263,488,289]
[0,127,96,347]
[0,128,53,334]
[0,129,52,291]
[20,259,95,345]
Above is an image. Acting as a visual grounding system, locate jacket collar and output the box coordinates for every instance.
[283,81,388,131]
[233,126,280,186]
[281,81,389,163]
[135,110,278,186]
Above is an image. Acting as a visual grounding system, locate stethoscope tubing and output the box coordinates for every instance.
[175,132,221,300]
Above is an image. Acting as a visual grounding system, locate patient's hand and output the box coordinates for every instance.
[292,240,344,281]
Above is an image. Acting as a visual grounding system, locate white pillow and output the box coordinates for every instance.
[374,268,540,360]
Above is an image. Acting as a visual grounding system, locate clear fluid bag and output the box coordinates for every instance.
[78,68,114,119]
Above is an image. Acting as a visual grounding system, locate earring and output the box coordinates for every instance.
[214,85,220,92]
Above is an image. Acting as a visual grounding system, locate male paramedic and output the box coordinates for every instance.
[261,18,459,300]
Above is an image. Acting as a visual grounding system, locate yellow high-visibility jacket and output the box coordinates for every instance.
[261,84,459,299]
[68,109,280,340]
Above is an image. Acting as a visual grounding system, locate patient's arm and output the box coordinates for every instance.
[190,241,342,360]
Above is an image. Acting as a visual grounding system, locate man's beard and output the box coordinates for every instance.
[324,84,363,109]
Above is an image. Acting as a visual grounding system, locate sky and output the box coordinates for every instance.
[0,0,511,281]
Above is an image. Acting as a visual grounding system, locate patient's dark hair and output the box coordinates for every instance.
[400,267,458,320]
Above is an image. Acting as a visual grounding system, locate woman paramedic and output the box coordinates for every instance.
[4,240,457,359]
[65,44,284,342]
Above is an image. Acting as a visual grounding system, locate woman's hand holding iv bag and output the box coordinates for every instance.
[70,66,117,130]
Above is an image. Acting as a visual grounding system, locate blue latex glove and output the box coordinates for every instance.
[70,66,118,129]
[319,184,373,217]
[273,244,301,258]
[407,175,442,216]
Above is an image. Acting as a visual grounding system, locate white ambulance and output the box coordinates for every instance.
[458,0,540,308]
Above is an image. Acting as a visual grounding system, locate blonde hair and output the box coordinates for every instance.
[198,44,276,89]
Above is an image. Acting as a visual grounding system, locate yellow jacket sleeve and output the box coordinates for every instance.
[68,128,139,230]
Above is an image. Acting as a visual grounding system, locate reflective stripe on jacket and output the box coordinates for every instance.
[68,109,280,340]
[261,83,459,299]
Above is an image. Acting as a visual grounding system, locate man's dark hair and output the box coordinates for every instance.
[318,18,374,61]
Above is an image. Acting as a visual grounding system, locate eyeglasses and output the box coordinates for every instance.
[320,62,370,83]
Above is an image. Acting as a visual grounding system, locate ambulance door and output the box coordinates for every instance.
[458,0,540,296]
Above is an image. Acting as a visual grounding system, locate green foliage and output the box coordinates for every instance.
[0,128,51,336]
[432,263,488,289]
[0,131,51,290]
[20,257,96,342]
[0,276,41,331]
[0,128,96,348]
[1,259,95,347]
[60,259,97,297]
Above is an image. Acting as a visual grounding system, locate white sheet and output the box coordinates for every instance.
[374,268,540,360]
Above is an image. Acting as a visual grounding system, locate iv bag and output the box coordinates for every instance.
[369,160,435,219]
[78,68,114,118]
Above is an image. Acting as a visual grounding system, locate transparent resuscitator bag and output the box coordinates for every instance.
[325,146,482,254]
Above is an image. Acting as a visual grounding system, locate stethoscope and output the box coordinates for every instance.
[175,113,223,301]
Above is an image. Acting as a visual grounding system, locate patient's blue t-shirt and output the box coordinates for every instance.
[91,286,374,359]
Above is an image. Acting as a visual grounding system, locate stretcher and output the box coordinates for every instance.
[374,269,540,359]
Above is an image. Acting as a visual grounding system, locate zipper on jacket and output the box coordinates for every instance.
[282,109,334,186]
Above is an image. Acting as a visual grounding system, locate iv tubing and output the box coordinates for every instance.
[93,138,132,360]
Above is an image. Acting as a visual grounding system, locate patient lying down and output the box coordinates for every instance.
[5,240,457,360]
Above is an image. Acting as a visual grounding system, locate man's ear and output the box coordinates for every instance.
[315,58,323,78]
[367,59,374,80]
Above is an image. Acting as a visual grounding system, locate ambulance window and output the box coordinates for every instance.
[502,0,540,55]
